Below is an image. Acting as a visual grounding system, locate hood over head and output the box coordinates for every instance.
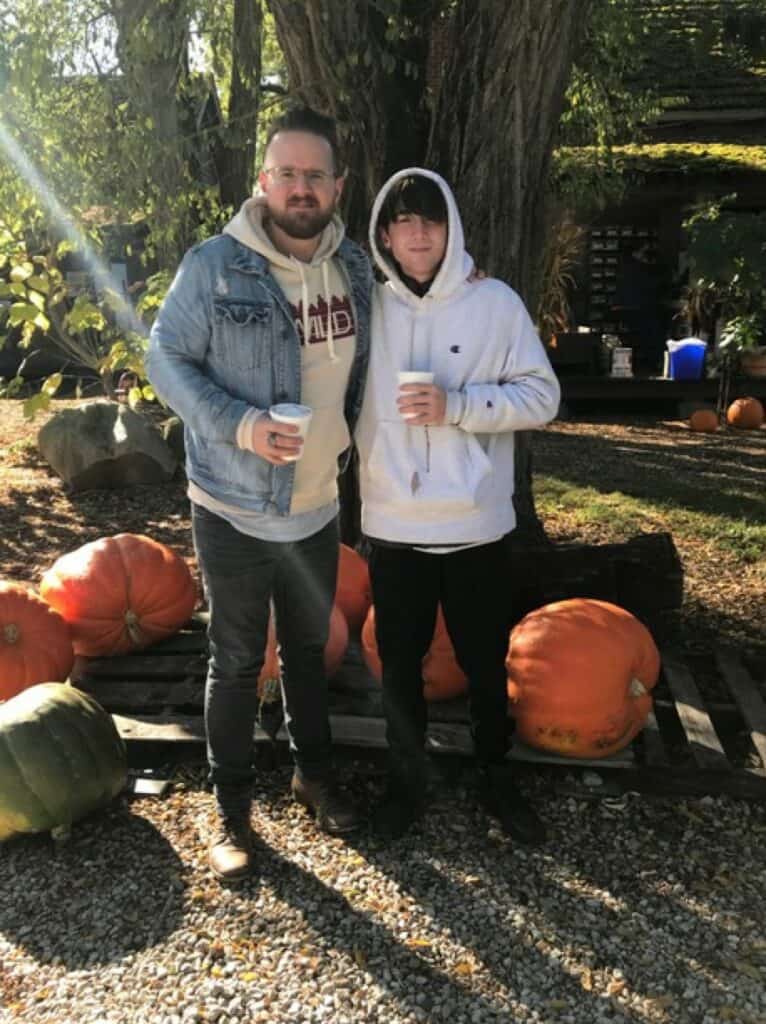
[368,167,474,304]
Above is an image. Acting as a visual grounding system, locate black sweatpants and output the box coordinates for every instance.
[368,539,513,786]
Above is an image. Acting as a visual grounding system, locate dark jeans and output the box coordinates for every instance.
[192,504,338,815]
[368,539,513,789]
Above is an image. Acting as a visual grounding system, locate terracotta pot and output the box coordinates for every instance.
[740,349,766,378]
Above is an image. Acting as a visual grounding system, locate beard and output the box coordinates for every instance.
[267,198,336,240]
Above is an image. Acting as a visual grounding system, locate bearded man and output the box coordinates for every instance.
[147,107,371,881]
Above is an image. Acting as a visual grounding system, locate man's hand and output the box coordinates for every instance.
[246,414,304,464]
[398,383,447,426]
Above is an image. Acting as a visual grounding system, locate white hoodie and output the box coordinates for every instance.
[355,168,560,546]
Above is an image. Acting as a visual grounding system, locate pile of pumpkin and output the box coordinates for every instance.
[1,533,662,842]
[689,396,764,432]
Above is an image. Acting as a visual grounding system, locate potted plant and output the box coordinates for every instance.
[718,313,766,378]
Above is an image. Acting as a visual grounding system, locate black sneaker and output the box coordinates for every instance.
[478,764,547,846]
[372,786,425,840]
[209,813,254,881]
[291,770,361,835]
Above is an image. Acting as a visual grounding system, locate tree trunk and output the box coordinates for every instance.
[216,0,263,209]
[110,0,193,266]
[269,0,587,542]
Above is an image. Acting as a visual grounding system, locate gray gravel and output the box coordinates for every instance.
[1,760,764,1024]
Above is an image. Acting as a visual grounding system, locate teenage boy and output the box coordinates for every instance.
[147,107,372,882]
[355,169,560,843]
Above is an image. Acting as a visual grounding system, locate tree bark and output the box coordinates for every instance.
[216,0,263,209]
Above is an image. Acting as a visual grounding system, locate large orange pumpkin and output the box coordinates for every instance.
[688,408,718,433]
[0,582,75,701]
[258,604,348,690]
[362,604,468,701]
[505,598,660,758]
[726,396,764,430]
[40,534,197,657]
[335,544,372,632]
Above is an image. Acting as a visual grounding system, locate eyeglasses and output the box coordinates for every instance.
[263,166,336,188]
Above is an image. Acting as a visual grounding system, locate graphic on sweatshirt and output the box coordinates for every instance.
[291,295,355,345]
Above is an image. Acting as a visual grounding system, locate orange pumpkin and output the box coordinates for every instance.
[0,582,75,701]
[362,604,468,702]
[688,408,718,433]
[258,604,348,689]
[726,396,764,430]
[506,598,660,758]
[40,533,197,657]
[335,544,372,632]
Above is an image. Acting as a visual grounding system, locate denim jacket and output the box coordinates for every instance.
[146,233,372,516]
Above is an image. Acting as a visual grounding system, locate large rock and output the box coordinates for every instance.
[38,400,177,491]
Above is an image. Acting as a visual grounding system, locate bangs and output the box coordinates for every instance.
[378,175,447,229]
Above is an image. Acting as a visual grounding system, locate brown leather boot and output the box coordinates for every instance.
[291,770,361,835]
[209,813,254,881]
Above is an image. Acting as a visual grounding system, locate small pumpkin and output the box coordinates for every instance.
[335,544,372,632]
[40,533,197,657]
[0,581,75,701]
[688,408,718,433]
[362,604,468,702]
[0,682,127,841]
[506,598,660,758]
[258,604,349,690]
[726,396,764,430]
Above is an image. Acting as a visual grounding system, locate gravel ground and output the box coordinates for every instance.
[1,761,765,1024]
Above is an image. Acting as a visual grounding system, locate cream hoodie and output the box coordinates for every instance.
[221,196,357,516]
[355,168,560,545]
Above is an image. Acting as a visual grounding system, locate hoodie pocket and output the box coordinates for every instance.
[365,420,492,522]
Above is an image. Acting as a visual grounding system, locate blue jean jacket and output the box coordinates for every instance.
[146,233,372,516]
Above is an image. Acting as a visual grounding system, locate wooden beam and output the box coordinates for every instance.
[716,649,766,773]
[662,652,730,771]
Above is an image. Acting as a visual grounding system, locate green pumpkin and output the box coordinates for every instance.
[0,682,127,841]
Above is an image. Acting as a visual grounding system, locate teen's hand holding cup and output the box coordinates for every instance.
[397,371,446,426]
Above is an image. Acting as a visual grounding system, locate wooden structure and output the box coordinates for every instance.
[72,621,766,802]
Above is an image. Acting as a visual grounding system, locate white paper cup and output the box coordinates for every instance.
[269,403,312,460]
[397,371,434,419]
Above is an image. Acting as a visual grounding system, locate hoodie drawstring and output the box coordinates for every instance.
[322,260,338,363]
[291,257,339,363]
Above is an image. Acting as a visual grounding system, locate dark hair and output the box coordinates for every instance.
[377,175,447,234]
[264,105,341,173]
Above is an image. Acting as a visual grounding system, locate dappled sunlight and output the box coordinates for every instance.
[0,119,145,339]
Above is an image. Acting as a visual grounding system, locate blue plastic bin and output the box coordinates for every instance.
[666,339,707,380]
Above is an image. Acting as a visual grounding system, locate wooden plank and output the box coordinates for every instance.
[75,652,207,681]
[81,679,205,708]
[662,652,731,771]
[638,708,669,767]
[716,649,766,772]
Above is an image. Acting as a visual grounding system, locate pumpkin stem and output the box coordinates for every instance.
[124,610,144,647]
[2,623,20,645]
[629,677,647,698]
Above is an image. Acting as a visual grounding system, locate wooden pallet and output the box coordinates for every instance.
[71,623,766,800]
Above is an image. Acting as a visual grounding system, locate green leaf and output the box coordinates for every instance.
[23,392,52,420]
[27,274,50,294]
[10,262,34,283]
[27,290,46,311]
[41,372,63,397]
[8,302,39,326]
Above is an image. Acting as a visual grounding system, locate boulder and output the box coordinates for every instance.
[37,400,177,491]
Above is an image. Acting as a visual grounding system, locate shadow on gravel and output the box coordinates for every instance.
[0,800,185,968]
[245,763,641,1023]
